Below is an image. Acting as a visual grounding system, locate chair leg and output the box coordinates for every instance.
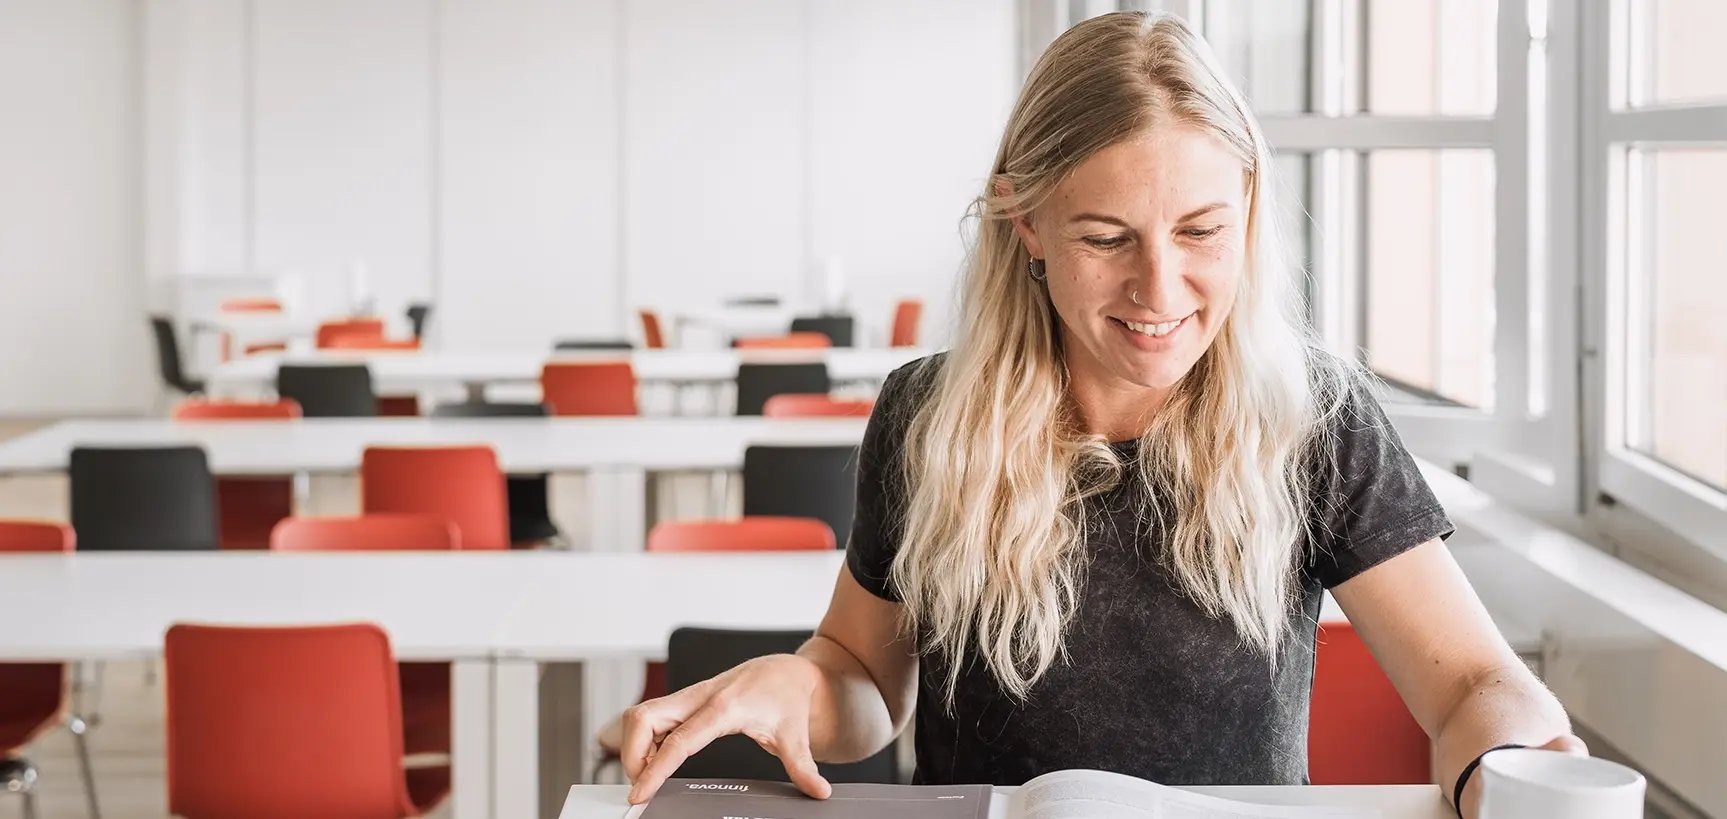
[72,662,104,728]
[20,791,38,819]
[68,716,100,819]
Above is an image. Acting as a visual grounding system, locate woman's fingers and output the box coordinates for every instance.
[772,728,833,800]
[627,705,734,804]
[619,684,710,782]
[1537,733,1589,756]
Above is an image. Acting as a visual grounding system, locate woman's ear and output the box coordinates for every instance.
[994,179,1046,259]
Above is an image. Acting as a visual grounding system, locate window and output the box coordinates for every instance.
[1589,0,1727,558]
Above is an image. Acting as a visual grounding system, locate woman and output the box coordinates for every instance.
[622,12,1582,817]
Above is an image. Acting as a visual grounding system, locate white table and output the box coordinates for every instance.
[0,551,848,819]
[0,416,868,554]
[557,784,1454,819]
[205,348,928,400]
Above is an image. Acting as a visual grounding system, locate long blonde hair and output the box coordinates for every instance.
[892,11,1353,705]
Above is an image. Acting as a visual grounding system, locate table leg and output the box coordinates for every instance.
[587,466,647,553]
[493,659,541,819]
[465,381,487,403]
[452,659,494,819]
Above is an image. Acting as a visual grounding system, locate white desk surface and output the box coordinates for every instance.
[558,784,1452,819]
[0,416,869,475]
[206,348,928,393]
[0,551,846,663]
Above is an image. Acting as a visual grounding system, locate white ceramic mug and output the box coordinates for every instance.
[1478,748,1645,818]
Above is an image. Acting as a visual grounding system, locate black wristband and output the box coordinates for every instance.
[1452,743,1528,817]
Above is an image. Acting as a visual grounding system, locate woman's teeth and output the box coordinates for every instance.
[1123,314,1189,338]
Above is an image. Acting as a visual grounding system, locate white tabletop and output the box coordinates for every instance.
[206,348,928,394]
[558,784,1452,819]
[0,417,869,476]
[0,551,847,663]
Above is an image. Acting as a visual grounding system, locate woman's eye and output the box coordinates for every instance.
[1183,226,1225,239]
[1083,236,1127,249]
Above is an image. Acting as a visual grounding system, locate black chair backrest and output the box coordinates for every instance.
[405,303,432,340]
[276,364,377,418]
[552,339,635,351]
[71,446,219,551]
[723,295,781,308]
[149,315,196,393]
[788,316,854,347]
[666,627,898,783]
[430,400,548,419]
[741,445,857,544]
[735,363,830,416]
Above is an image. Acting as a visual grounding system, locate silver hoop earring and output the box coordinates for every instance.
[1028,257,1046,282]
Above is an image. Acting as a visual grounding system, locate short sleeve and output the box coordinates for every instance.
[844,356,942,601]
[1306,376,1456,589]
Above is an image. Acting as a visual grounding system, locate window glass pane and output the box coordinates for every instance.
[1203,0,1314,113]
[1635,0,1727,107]
[1628,149,1727,490]
[1364,0,1496,115]
[1363,149,1496,409]
[1270,152,1315,311]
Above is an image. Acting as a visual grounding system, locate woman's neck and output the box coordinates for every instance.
[1062,346,1172,444]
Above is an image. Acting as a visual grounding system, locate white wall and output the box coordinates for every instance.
[0,0,151,416]
[146,0,1016,354]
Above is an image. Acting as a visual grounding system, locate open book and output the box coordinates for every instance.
[628,771,1379,819]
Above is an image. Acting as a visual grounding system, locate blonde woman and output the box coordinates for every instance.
[622,12,1582,817]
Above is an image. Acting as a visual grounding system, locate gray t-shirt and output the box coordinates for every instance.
[845,354,1453,787]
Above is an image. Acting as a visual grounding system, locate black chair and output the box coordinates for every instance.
[665,627,898,783]
[276,364,377,418]
[552,339,634,351]
[742,445,858,545]
[405,303,433,341]
[70,446,219,551]
[735,363,830,416]
[149,315,204,395]
[723,295,781,308]
[789,315,854,347]
[430,401,561,545]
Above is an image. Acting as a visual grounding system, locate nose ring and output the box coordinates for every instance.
[1131,289,1143,307]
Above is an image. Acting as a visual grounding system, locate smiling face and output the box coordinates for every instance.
[1011,125,1249,422]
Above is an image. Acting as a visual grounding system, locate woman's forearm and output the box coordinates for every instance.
[1434,661,1576,817]
[798,635,904,763]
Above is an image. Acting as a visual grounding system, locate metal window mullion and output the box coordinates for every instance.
[1492,0,1532,426]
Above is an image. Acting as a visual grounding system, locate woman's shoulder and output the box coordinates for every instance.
[877,351,950,417]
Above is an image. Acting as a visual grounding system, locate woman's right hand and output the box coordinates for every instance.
[621,653,835,805]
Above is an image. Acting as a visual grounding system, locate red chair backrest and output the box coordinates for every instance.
[271,514,459,552]
[762,394,875,418]
[325,336,421,351]
[735,332,830,350]
[173,399,303,421]
[638,309,666,349]
[890,299,922,347]
[0,521,72,752]
[166,623,418,819]
[647,517,835,552]
[1309,621,1431,784]
[361,446,509,551]
[219,297,283,313]
[541,361,639,416]
[317,318,388,349]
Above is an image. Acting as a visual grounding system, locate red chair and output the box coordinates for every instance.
[173,399,303,551]
[316,318,388,349]
[735,332,831,350]
[638,309,667,349]
[218,297,286,360]
[166,623,447,818]
[0,521,98,818]
[361,447,509,552]
[1309,621,1431,784]
[268,514,459,759]
[593,517,835,778]
[762,394,875,418]
[890,299,923,347]
[541,362,639,416]
[326,336,421,352]
[270,514,459,552]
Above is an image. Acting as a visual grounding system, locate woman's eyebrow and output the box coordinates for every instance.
[1177,201,1232,221]
[1067,212,1130,227]
[1067,202,1234,227]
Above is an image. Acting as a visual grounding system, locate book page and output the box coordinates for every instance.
[1006,770,1379,819]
